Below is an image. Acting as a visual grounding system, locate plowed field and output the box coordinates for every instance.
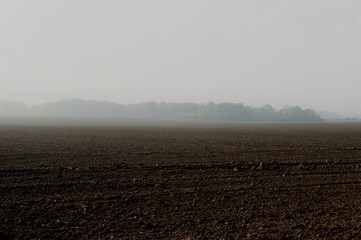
[1,122,361,239]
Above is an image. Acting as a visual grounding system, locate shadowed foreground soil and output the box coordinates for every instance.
[1,122,361,239]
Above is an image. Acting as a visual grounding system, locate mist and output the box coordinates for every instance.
[1,1,361,117]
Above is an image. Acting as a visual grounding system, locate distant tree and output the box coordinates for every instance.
[0,100,30,116]
[256,104,276,122]
[279,106,322,122]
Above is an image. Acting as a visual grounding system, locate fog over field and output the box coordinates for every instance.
[1,1,361,117]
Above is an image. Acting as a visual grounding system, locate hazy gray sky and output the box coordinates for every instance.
[1,0,361,116]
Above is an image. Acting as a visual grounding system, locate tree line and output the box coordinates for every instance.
[0,99,323,122]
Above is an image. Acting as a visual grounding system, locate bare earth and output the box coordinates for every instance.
[1,122,361,239]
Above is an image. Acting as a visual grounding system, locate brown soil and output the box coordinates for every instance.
[1,123,361,239]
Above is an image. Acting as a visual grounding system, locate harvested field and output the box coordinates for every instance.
[1,122,361,239]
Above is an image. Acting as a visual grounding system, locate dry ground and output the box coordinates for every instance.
[1,122,361,239]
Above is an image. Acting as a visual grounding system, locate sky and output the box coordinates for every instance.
[1,0,361,116]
